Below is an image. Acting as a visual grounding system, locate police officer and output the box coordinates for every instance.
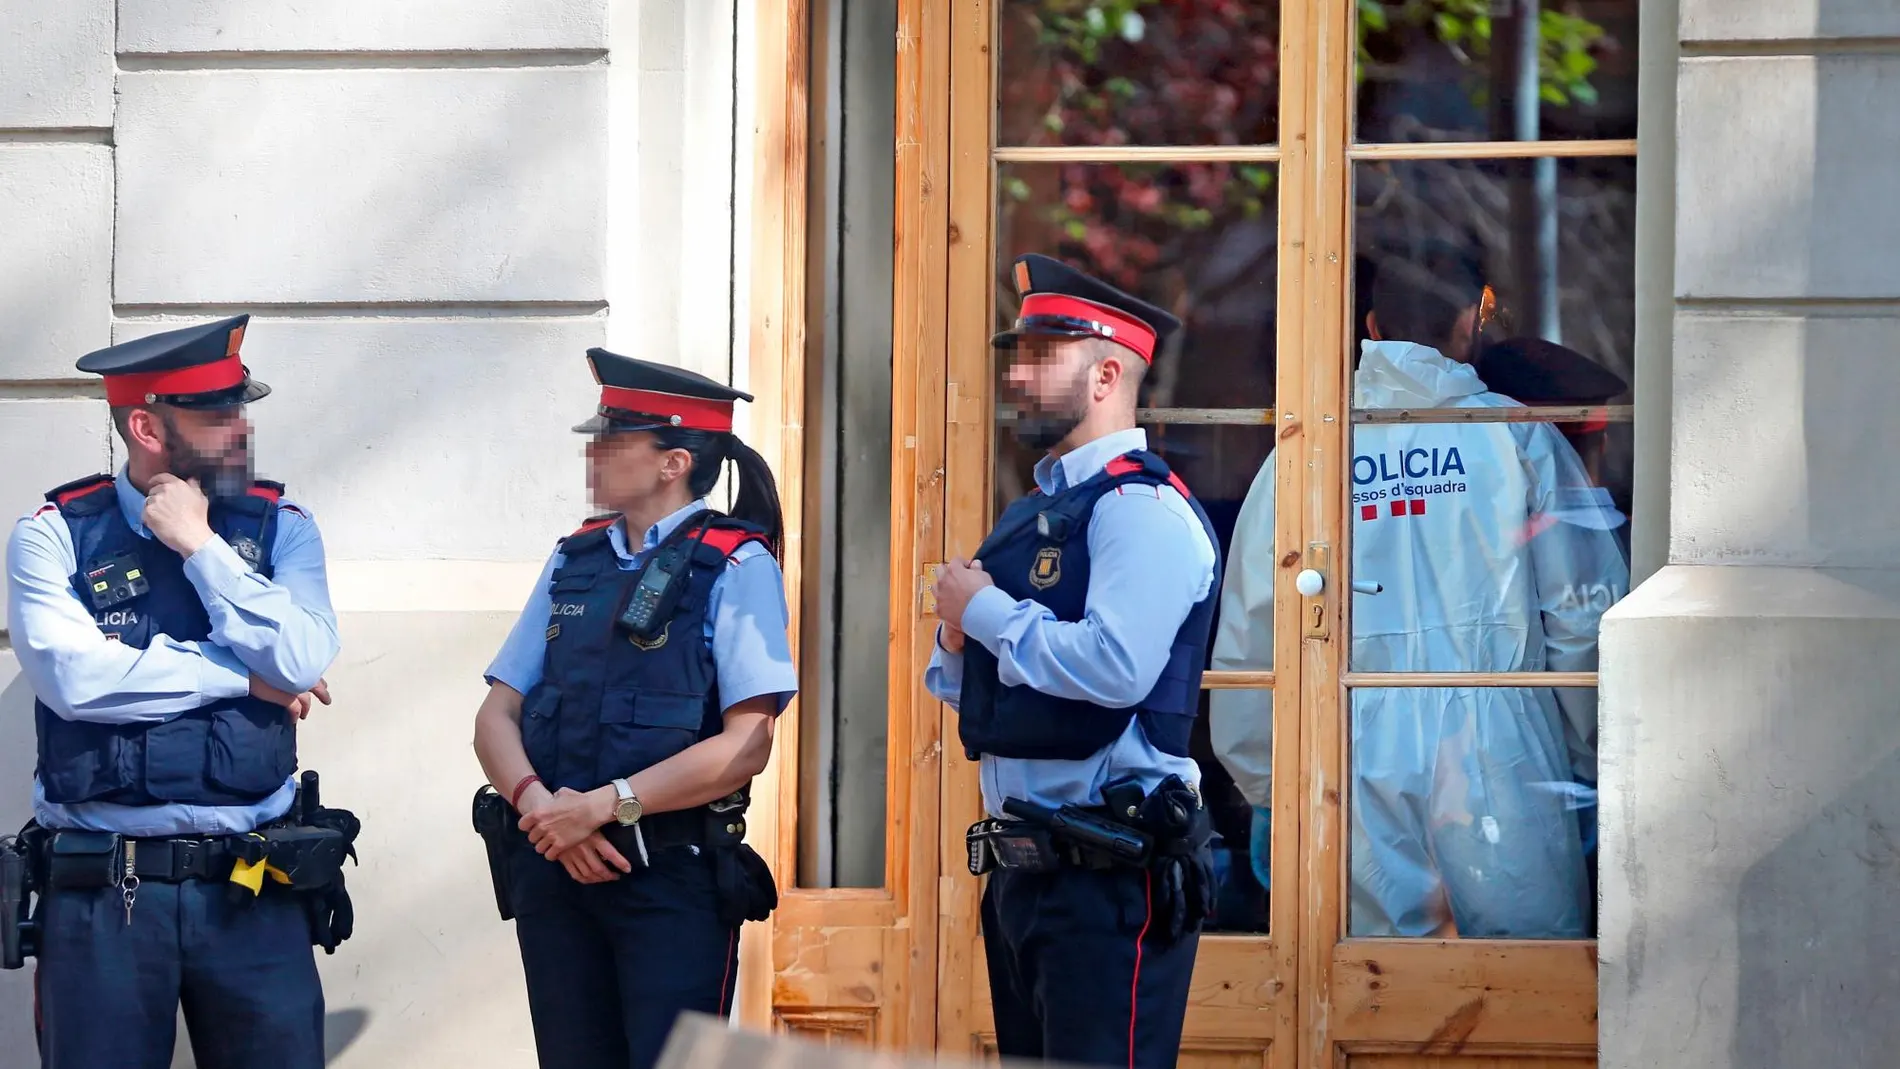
[1209,252,1628,939]
[927,255,1220,1068]
[472,348,796,1069]
[5,316,342,1067]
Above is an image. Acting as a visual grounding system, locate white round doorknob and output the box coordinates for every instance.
[1295,569,1325,597]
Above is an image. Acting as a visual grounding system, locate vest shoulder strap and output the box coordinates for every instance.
[45,474,116,515]
[560,513,619,555]
[695,518,771,563]
[1101,450,1193,501]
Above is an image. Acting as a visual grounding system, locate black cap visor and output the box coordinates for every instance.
[991,316,1103,351]
[153,374,271,410]
[571,405,676,436]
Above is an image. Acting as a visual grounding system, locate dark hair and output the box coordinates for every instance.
[652,427,785,559]
[1368,244,1485,353]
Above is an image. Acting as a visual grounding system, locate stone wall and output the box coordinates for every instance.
[0,3,753,1063]
[1600,3,1900,1066]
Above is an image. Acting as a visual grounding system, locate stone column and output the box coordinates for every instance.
[1601,3,1900,1066]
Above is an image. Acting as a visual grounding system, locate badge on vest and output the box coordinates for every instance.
[628,620,670,651]
[1029,546,1062,590]
[545,624,561,642]
[229,534,265,570]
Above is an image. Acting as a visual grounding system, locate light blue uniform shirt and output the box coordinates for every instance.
[485,499,798,716]
[925,428,1215,818]
[6,468,340,836]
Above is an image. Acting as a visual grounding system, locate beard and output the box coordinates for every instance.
[997,362,1092,452]
[162,414,254,501]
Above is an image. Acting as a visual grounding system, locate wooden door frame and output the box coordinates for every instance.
[750,0,1618,1059]
[928,1,1612,1066]
[742,0,950,1050]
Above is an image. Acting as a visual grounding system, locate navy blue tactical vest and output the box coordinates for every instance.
[34,474,299,807]
[957,450,1221,762]
[519,511,770,792]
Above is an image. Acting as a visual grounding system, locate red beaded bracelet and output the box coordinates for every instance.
[509,774,542,809]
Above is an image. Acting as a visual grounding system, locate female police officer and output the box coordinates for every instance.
[472,347,796,1069]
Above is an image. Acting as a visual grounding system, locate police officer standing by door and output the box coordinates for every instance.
[4,317,345,1067]
[927,255,1221,1068]
[472,348,795,1069]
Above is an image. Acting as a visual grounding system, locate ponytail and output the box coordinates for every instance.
[721,436,785,559]
[651,427,786,560]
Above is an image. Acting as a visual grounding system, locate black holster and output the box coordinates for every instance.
[0,824,44,970]
[230,786,362,955]
[471,785,522,921]
[705,792,776,927]
[1130,776,1214,945]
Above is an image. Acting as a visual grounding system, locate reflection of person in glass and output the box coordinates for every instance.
[1207,248,1630,938]
[926,254,1220,1065]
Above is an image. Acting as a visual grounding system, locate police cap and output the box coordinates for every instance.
[992,253,1182,364]
[1478,336,1628,407]
[572,347,754,435]
[76,315,269,409]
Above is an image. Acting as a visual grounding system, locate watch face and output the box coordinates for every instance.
[616,796,642,824]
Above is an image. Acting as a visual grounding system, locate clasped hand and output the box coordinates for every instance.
[517,784,633,884]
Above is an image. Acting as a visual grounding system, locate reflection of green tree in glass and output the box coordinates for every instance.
[1002,0,1613,292]
[1357,0,1607,107]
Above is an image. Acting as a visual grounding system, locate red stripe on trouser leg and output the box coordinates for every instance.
[719,929,737,1016]
[1128,869,1153,1068]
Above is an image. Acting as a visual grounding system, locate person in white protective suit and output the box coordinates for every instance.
[1208,252,1630,938]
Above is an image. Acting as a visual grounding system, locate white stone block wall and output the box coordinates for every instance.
[1601,3,1900,1066]
[0,2,753,1063]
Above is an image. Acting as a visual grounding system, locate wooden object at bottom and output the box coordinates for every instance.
[658,1013,1087,1069]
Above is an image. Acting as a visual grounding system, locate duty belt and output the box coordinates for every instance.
[601,800,747,859]
[121,836,240,882]
[37,833,240,884]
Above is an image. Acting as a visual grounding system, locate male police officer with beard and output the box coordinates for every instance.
[4,316,345,1068]
[926,255,1219,1068]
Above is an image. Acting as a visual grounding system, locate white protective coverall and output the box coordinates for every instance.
[1208,339,1629,937]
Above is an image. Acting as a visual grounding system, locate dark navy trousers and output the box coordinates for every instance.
[509,842,740,1069]
[35,878,322,1069]
[982,862,1203,1068]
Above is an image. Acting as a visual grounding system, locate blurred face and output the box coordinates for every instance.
[126,404,254,499]
[584,431,690,512]
[998,336,1101,451]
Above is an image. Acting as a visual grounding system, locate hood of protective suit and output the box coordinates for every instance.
[1354,340,1488,409]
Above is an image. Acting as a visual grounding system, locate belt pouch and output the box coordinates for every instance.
[46,831,120,891]
[987,824,1060,873]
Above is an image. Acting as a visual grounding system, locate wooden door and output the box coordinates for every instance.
[925,1,1642,1067]
[740,0,948,1050]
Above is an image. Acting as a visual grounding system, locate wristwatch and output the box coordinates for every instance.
[610,778,644,825]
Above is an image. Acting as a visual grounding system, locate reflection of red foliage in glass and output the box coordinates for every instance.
[1000,1,1280,291]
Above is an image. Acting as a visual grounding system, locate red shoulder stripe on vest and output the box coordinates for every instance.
[247,483,283,505]
[53,477,114,507]
[1104,453,1195,500]
[34,503,56,517]
[701,526,768,560]
[570,514,618,537]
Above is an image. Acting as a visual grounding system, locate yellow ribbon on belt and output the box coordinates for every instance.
[228,834,294,895]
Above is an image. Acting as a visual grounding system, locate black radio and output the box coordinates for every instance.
[616,519,714,641]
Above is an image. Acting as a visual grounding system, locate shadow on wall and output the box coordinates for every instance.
[1731,733,1900,1068]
